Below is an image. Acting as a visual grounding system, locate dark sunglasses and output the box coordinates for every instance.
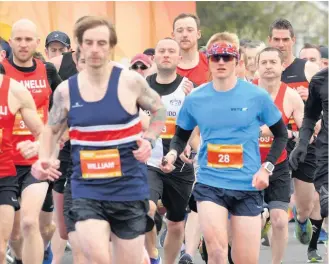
[131,64,148,70]
[209,54,235,63]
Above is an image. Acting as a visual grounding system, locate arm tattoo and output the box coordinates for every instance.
[138,84,166,140]
[48,89,67,126]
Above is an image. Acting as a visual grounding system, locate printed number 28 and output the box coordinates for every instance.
[218,154,230,163]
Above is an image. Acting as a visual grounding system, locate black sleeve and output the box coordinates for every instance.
[298,74,323,145]
[169,126,193,156]
[45,62,62,92]
[0,64,5,74]
[265,118,288,164]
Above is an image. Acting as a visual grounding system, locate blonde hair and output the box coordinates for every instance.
[206,32,240,50]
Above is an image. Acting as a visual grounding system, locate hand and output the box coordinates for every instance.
[289,142,308,170]
[133,138,152,163]
[17,140,39,160]
[179,145,193,164]
[252,166,270,190]
[160,151,177,173]
[31,159,61,181]
[296,86,309,101]
[182,79,193,95]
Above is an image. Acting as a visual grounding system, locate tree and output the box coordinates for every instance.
[197,1,328,50]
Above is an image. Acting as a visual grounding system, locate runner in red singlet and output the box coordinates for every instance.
[255,47,305,264]
[0,74,49,264]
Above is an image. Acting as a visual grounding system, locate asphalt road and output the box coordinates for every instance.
[60,223,327,263]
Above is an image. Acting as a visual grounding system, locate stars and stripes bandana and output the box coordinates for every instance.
[206,43,239,60]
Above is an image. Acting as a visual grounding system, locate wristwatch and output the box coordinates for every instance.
[263,161,275,174]
[291,131,298,140]
[144,138,156,149]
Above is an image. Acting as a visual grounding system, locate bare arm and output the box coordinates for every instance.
[139,109,150,131]
[291,89,305,129]
[10,80,43,139]
[39,81,69,160]
[134,73,166,140]
[188,126,200,151]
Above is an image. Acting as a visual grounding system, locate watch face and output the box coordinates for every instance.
[266,162,275,171]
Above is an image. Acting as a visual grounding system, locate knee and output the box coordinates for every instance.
[40,222,56,235]
[21,217,39,235]
[148,201,157,218]
[166,220,185,235]
[270,212,288,231]
[203,233,227,259]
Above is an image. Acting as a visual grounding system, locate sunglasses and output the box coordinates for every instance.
[131,64,148,70]
[209,54,235,63]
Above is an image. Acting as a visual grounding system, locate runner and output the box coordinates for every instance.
[290,67,328,262]
[32,16,166,264]
[45,31,71,60]
[256,47,305,264]
[144,38,195,264]
[299,43,322,69]
[0,73,50,264]
[268,18,320,245]
[160,32,288,264]
[319,45,328,69]
[0,19,62,264]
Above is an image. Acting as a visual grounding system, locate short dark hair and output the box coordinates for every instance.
[258,47,284,64]
[240,39,252,48]
[173,13,200,30]
[300,43,321,56]
[74,16,117,48]
[269,18,295,38]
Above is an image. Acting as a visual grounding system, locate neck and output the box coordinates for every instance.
[212,74,237,92]
[156,70,177,84]
[85,64,110,86]
[181,46,199,62]
[13,56,33,67]
[259,77,281,94]
[284,54,295,68]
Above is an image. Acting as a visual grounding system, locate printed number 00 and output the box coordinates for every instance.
[218,154,230,163]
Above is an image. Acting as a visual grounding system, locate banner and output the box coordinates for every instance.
[0,1,196,64]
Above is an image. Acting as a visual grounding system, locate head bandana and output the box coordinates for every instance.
[206,43,239,60]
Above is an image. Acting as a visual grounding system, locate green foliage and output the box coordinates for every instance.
[197,1,328,47]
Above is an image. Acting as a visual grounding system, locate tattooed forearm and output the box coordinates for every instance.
[48,89,67,127]
[137,84,166,140]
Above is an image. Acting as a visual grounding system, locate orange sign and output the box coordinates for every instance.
[160,117,176,139]
[13,108,44,135]
[207,144,243,169]
[80,149,122,179]
[259,136,273,148]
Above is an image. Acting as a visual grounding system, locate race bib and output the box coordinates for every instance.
[259,136,273,148]
[160,117,176,139]
[80,149,122,179]
[13,108,45,135]
[207,144,243,169]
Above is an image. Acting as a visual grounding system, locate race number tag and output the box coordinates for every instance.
[13,108,45,135]
[258,136,273,148]
[80,149,122,179]
[207,144,243,169]
[160,117,176,139]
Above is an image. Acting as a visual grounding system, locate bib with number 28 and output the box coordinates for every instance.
[207,143,243,169]
[80,149,122,179]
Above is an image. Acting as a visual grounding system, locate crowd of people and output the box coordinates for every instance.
[0,12,327,264]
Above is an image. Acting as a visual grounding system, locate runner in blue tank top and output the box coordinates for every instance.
[160,32,288,264]
[31,16,166,264]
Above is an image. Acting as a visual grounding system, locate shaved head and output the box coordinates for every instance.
[9,19,40,66]
[11,19,38,38]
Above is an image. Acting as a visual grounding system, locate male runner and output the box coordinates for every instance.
[299,43,322,69]
[0,19,62,264]
[256,47,305,264]
[319,46,328,69]
[0,74,45,264]
[244,41,266,81]
[144,38,195,264]
[45,31,71,60]
[268,18,320,245]
[172,13,209,86]
[32,16,166,264]
[290,68,328,262]
[160,32,288,264]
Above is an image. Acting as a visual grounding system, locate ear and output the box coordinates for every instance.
[267,36,271,44]
[197,29,201,40]
[171,31,175,39]
[291,36,296,45]
[36,37,40,46]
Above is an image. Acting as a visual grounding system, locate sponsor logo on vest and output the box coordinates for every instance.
[0,106,8,115]
[20,80,46,90]
[170,99,181,106]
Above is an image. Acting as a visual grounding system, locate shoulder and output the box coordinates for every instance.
[44,61,57,74]
[9,77,31,102]
[53,79,70,98]
[286,85,302,101]
[120,67,146,87]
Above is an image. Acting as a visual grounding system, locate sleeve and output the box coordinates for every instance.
[45,62,62,92]
[176,96,197,131]
[258,92,282,127]
[303,79,322,121]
